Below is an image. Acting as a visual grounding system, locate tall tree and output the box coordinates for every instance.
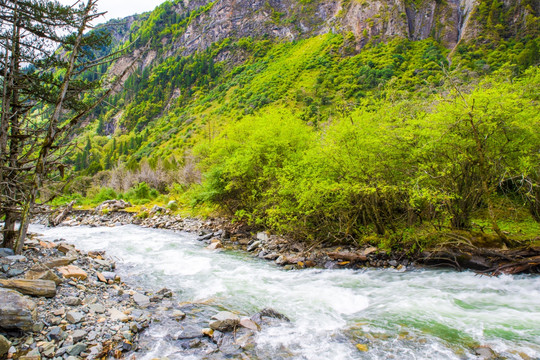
[0,0,135,252]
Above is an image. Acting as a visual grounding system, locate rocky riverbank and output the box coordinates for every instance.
[0,234,173,359]
[35,204,540,276]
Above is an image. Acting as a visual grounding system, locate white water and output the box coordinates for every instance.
[32,225,540,359]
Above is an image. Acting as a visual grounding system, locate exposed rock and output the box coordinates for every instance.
[66,311,84,324]
[109,308,129,322]
[25,269,62,285]
[88,303,106,313]
[67,343,87,356]
[209,311,240,332]
[0,248,14,257]
[251,308,290,327]
[65,296,82,306]
[71,329,87,342]
[133,292,150,306]
[0,279,56,298]
[6,255,26,262]
[0,289,37,331]
[172,310,186,320]
[206,241,223,250]
[239,318,260,331]
[57,265,88,280]
[0,334,11,357]
[44,257,77,268]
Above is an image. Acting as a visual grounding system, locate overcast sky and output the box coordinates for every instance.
[58,0,169,23]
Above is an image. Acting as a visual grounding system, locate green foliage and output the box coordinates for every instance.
[124,182,159,202]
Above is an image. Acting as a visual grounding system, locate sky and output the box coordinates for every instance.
[58,0,169,23]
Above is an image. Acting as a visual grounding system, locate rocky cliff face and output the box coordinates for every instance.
[159,0,534,56]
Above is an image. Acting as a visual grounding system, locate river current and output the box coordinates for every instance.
[31,224,540,359]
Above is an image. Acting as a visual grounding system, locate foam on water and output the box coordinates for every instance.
[31,224,540,359]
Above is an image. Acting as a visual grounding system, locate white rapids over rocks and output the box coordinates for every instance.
[31,224,540,360]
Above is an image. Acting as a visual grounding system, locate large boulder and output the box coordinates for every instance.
[0,289,37,331]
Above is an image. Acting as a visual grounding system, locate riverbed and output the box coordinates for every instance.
[31,224,540,360]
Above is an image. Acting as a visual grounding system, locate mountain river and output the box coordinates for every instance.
[31,224,540,360]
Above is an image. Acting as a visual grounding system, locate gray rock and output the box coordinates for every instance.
[93,259,113,269]
[101,271,117,281]
[5,255,26,262]
[41,341,56,357]
[256,232,270,242]
[66,311,84,324]
[88,303,106,314]
[109,308,128,322]
[65,296,81,306]
[0,288,37,331]
[67,343,87,356]
[247,241,260,252]
[172,310,186,320]
[71,329,87,342]
[210,311,240,332]
[6,269,24,277]
[48,326,65,341]
[0,248,14,257]
[0,335,11,357]
[132,292,150,306]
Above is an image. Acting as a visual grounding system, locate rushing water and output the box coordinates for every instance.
[31,224,540,360]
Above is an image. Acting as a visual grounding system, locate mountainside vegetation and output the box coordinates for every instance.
[40,0,540,251]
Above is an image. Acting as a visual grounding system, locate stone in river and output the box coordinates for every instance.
[206,241,222,250]
[0,335,11,357]
[209,311,240,332]
[132,292,150,306]
[172,310,186,320]
[66,311,84,324]
[0,289,37,331]
[239,318,260,331]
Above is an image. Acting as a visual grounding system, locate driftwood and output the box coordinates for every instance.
[487,256,540,276]
[420,245,540,275]
[0,279,56,298]
[328,252,368,262]
[48,200,75,227]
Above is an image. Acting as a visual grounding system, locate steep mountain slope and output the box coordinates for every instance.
[61,0,540,247]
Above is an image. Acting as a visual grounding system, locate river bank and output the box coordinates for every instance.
[0,234,162,359]
[35,205,540,276]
